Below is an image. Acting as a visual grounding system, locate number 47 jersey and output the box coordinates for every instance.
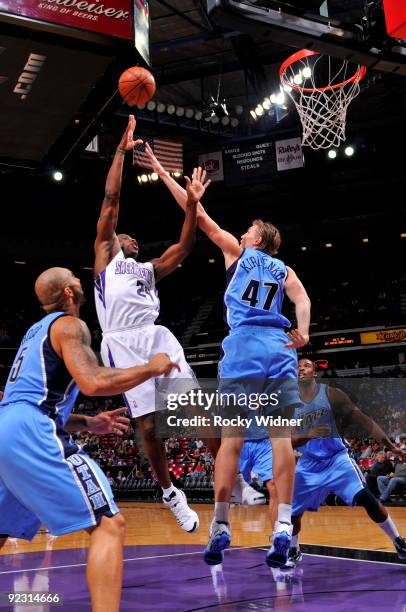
[224,247,291,330]
[94,249,160,333]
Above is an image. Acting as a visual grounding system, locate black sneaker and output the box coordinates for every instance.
[394,536,406,560]
[282,547,302,569]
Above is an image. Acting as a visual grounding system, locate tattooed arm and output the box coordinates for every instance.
[50,316,179,396]
[94,115,142,275]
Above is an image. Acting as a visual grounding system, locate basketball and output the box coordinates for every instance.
[118,66,156,107]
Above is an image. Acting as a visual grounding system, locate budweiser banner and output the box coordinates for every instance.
[275,137,304,171]
[361,328,406,345]
[198,151,224,183]
[0,0,134,40]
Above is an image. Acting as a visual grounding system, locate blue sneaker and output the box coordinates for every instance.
[204,521,231,566]
[266,521,293,568]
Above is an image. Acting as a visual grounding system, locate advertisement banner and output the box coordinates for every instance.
[0,0,133,40]
[198,151,224,183]
[361,328,406,345]
[275,137,304,171]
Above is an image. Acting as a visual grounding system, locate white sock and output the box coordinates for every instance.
[162,484,177,498]
[278,503,292,524]
[378,516,399,542]
[215,502,229,523]
[291,534,299,548]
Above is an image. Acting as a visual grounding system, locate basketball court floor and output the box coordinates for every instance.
[1,504,405,610]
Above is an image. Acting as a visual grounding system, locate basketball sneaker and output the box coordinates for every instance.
[163,488,199,533]
[204,521,231,565]
[394,536,406,560]
[231,473,266,505]
[266,521,293,568]
[282,547,303,569]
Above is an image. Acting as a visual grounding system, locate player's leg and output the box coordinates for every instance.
[353,488,406,559]
[86,513,126,612]
[266,434,295,567]
[283,514,304,568]
[136,413,172,488]
[266,480,278,527]
[204,435,243,565]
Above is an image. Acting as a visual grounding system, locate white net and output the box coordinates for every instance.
[280,51,367,150]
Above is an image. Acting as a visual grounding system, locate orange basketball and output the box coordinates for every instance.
[118,67,156,106]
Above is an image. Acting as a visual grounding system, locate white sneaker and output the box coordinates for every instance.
[241,484,266,505]
[204,521,231,565]
[266,521,293,568]
[231,473,266,505]
[163,488,199,533]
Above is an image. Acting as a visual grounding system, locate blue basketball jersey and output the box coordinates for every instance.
[224,248,291,330]
[294,383,346,459]
[1,312,79,427]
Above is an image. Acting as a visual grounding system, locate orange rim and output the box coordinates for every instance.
[279,49,367,93]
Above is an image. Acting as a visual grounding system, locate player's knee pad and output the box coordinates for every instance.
[353,488,380,512]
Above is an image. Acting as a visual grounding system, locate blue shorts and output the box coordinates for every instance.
[0,403,119,540]
[218,327,301,413]
[292,450,365,516]
[240,439,273,483]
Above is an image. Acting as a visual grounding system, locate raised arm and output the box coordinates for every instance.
[150,167,206,282]
[94,115,142,275]
[284,266,311,349]
[51,316,178,397]
[145,144,241,266]
[329,387,406,457]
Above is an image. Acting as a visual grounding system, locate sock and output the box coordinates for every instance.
[277,503,292,525]
[378,516,400,542]
[215,502,230,523]
[291,534,299,548]
[162,484,177,499]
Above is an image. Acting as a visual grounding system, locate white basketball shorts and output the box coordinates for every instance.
[100,324,197,418]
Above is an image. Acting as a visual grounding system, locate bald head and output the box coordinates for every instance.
[35,267,76,312]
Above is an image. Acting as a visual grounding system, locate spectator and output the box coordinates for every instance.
[377,459,406,502]
[366,451,394,497]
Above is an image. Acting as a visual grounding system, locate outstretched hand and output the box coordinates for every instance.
[144,142,165,174]
[118,115,143,152]
[184,167,211,205]
[88,407,130,436]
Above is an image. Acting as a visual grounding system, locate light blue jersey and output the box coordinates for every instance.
[295,384,346,459]
[224,248,291,330]
[0,312,119,540]
[292,383,364,515]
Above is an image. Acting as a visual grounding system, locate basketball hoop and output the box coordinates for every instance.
[279,50,367,150]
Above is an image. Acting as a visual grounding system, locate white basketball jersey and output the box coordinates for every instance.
[94,249,160,333]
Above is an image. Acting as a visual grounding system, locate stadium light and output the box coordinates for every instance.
[151,173,159,181]
[302,66,312,78]
[345,145,355,157]
[141,174,148,183]
[255,105,264,116]
[293,72,303,85]
[301,246,307,251]
[221,115,230,126]
[53,171,63,181]
[185,108,194,119]
[325,243,333,248]
[362,237,369,243]
[250,110,257,120]
[157,102,166,113]
[167,104,176,115]
[234,105,244,115]
[176,106,185,117]
[328,149,337,159]
[230,118,239,127]
[146,100,156,111]
[195,110,202,121]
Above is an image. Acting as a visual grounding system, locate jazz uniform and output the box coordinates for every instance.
[292,383,365,516]
[0,312,118,540]
[94,249,197,417]
[219,247,301,412]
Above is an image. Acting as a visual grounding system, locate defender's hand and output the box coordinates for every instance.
[148,353,180,376]
[285,329,309,349]
[184,167,211,205]
[144,142,166,175]
[88,407,130,436]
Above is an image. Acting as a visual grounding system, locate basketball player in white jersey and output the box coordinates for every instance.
[94,115,211,532]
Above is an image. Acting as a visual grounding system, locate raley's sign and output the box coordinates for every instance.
[361,328,406,345]
[0,0,133,40]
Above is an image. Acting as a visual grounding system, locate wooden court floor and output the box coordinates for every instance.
[2,503,406,556]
